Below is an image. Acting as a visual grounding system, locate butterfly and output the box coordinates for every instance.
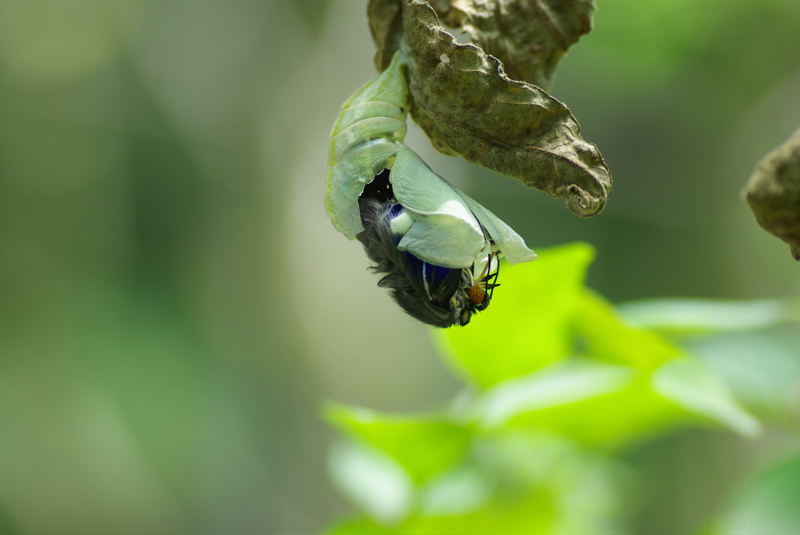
[325,51,536,327]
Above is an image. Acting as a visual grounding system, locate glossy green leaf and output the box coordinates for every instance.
[326,403,471,484]
[437,243,595,388]
[576,290,683,369]
[470,361,684,450]
[397,493,559,535]
[401,430,626,535]
[617,298,800,337]
[472,361,635,430]
[416,465,491,516]
[685,328,800,419]
[652,359,761,437]
[470,357,761,448]
[328,440,413,526]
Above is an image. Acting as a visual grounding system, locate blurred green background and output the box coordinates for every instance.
[0,1,798,534]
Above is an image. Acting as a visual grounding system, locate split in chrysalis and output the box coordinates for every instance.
[325,51,536,327]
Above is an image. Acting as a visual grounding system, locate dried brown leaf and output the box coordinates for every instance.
[426,0,595,90]
[368,0,611,217]
[744,128,800,261]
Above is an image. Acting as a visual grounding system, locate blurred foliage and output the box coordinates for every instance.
[710,453,800,535]
[324,244,800,534]
[0,0,798,535]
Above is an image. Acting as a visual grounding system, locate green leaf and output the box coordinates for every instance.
[470,358,761,448]
[652,359,761,437]
[685,328,800,419]
[417,465,492,516]
[472,361,635,429]
[328,440,413,526]
[402,430,627,535]
[325,403,471,484]
[617,298,800,337]
[437,243,595,388]
[575,290,683,369]
[398,493,559,535]
[470,361,684,450]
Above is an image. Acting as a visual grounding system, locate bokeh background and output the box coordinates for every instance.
[0,0,798,534]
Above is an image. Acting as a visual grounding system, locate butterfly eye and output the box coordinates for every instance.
[463,249,500,312]
[464,283,485,305]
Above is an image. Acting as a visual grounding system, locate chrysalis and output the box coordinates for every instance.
[325,51,537,327]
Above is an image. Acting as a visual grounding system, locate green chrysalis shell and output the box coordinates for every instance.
[325,51,536,270]
[326,51,409,240]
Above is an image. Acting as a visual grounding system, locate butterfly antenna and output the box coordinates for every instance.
[483,251,501,300]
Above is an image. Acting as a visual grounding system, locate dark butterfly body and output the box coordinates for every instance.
[357,170,498,327]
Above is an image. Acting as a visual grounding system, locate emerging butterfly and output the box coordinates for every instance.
[325,51,537,327]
